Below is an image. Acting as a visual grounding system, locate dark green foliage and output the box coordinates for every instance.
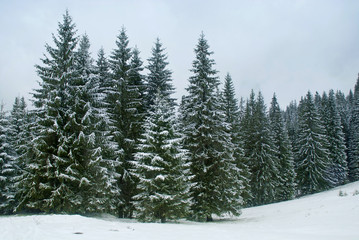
[181,34,242,221]
[133,93,189,223]
[243,92,279,205]
[269,94,296,201]
[0,104,16,214]
[348,76,359,181]
[146,38,175,108]
[296,91,332,195]
[108,27,146,218]
[320,90,348,185]
[17,11,111,214]
[222,73,251,205]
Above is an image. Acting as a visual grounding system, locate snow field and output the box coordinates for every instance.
[1,181,358,240]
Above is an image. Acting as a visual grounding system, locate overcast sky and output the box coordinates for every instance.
[1,0,359,111]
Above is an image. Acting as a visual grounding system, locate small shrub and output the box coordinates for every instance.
[339,190,347,197]
[353,190,359,196]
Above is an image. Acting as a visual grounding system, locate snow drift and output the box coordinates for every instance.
[1,181,358,240]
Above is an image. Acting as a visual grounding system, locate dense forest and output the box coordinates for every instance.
[1,11,358,223]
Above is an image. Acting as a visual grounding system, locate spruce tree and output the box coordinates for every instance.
[0,104,16,214]
[284,100,299,154]
[109,27,143,218]
[17,11,110,214]
[296,91,332,195]
[17,10,80,213]
[321,90,348,185]
[181,33,242,221]
[133,92,189,223]
[248,92,280,205]
[65,34,115,213]
[348,76,359,181]
[6,97,29,213]
[221,73,251,205]
[93,47,120,214]
[146,38,175,107]
[269,94,296,201]
[336,90,351,163]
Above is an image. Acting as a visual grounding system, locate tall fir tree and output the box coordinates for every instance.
[336,90,351,163]
[320,90,348,185]
[133,92,190,223]
[16,10,80,213]
[248,92,280,205]
[6,97,29,213]
[93,47,121,214]
[0,104,16,214]
[181,33,242,221]
[221,73,251,205]
[284,100,299,154]
[348,75,359,181]
[109,27,144,218]
[296,91,332,195]
[17,11,110,214]
[146,38,175,108]
[269,94,296,201]
[67,34,116,213]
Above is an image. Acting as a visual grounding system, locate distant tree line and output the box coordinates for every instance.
[1,11,358,222]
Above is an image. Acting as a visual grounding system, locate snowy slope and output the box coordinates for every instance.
[1,181,358,240]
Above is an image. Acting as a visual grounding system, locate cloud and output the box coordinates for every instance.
[1,0,359,110]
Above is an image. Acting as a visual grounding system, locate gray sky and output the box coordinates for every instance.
[1,0,359,111]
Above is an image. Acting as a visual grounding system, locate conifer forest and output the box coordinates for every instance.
[1,11,358,223]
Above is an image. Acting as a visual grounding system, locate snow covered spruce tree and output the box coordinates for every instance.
[0,104,17,214]
[133,92,190,223]
[128,47,146,130]
[296,91,332,195]
[145,38,175,108]
[92,47,121,214]
[243,91,280,205]
[69,34,117,213]
[109,27,145,218]
[284,101,299,152]
[15,10,79,213]
[221,73,251,205]
[336,90,352,163]
[17,11,110,214]
[4,97,30,213]
[348,76,359,181]
[269,94,296,201]
[320,90,348,185]
[180,33,242,221]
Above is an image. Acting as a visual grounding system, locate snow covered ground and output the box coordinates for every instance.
[1,181,358,240]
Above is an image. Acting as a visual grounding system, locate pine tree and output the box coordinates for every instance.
[296,91,332,195]
[247,92,280,205]
[284,100,299,152]
[16,10,80,213]
[335,90,351,162]
[348,75,359,181]
[0,104,16,214]
[17,11,111,214]
[146,38,175,108]
[133,92,189,223]
[221,73,251,205]
[181,33,242,221]
[64,34,115,213]
[269,94,296,201]
[6,97,29,213]
[93,47,120,214]
[321,90,348,185]
[128,47,146,132]
[109,27,142,218]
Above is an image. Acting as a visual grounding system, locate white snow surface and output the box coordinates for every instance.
[1,181,358,240]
